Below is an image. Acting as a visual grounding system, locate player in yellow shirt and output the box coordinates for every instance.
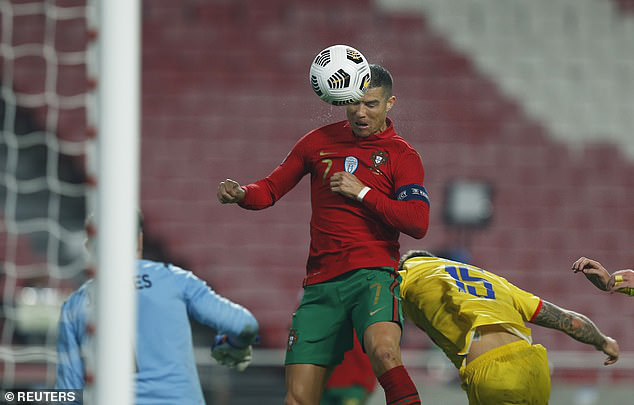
[398,250,619,405]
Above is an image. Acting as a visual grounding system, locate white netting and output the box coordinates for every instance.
[0,0,89,388]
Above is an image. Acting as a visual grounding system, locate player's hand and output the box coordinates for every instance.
[217,179,246,204]
[607,269,634,292]
[572,257,610,291]
[601,336,619,365]
[211,335,253,372]
[330,171,365,200]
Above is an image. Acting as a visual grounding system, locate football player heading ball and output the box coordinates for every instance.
[218,47,429,405]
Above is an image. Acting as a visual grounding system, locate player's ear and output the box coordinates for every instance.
[386,95,396,112]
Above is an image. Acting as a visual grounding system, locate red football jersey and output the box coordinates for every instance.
[240,119,429,285]
[325,333,377,393]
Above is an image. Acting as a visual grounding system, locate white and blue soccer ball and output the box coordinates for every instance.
[309,45,371,106]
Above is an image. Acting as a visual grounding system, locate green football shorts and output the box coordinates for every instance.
[320,386,368,405]
[285,267,403,366]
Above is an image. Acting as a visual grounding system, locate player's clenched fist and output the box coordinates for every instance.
[217,179,246,204]
[330,171,365,200]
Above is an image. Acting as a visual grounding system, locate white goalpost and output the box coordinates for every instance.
[0,1,139,404]
[88,0,140,404]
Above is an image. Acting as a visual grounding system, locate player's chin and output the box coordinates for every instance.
[352,126,372,137]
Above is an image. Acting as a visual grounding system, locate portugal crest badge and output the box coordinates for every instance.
[370,151,389,170]
[287,329,299,352]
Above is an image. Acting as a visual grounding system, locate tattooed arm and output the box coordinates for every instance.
[531,300,619,365]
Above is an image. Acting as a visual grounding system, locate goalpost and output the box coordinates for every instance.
[0,1,139,404]
[89,0,140,404]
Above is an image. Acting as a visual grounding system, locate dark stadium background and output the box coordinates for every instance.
[1,0,633,403]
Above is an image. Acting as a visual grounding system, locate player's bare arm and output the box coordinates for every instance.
[572,256,610,291]
[531,300,619,365]
[217,179,246,204]
[329,171,366,200]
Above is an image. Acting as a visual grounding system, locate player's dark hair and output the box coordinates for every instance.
[398,250,435,271]
[369,64,393,98]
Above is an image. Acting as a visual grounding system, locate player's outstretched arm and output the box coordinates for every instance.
[531,300,619,365]
[178,267,259,370]
[217,179,246,204]
[572,257,611,291]
[572,257,634,296]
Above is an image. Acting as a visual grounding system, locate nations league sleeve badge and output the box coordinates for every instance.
[344,156,358,174]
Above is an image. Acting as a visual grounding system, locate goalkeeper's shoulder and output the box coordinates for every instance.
[58,279,94,331]
[142,259,202,281]
[63,280,94,310]
[138,259,204,287]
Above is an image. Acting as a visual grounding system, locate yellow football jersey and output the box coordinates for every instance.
[399,256,542,368]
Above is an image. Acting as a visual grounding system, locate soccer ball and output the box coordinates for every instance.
[309,45,371,106]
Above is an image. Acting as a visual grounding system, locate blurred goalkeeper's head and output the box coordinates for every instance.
[84,210,145,258]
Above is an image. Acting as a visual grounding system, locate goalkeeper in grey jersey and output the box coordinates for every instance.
[56,216,258,404]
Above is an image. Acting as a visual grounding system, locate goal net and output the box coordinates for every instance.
[1,1,139,403]
[0,0,90,390]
